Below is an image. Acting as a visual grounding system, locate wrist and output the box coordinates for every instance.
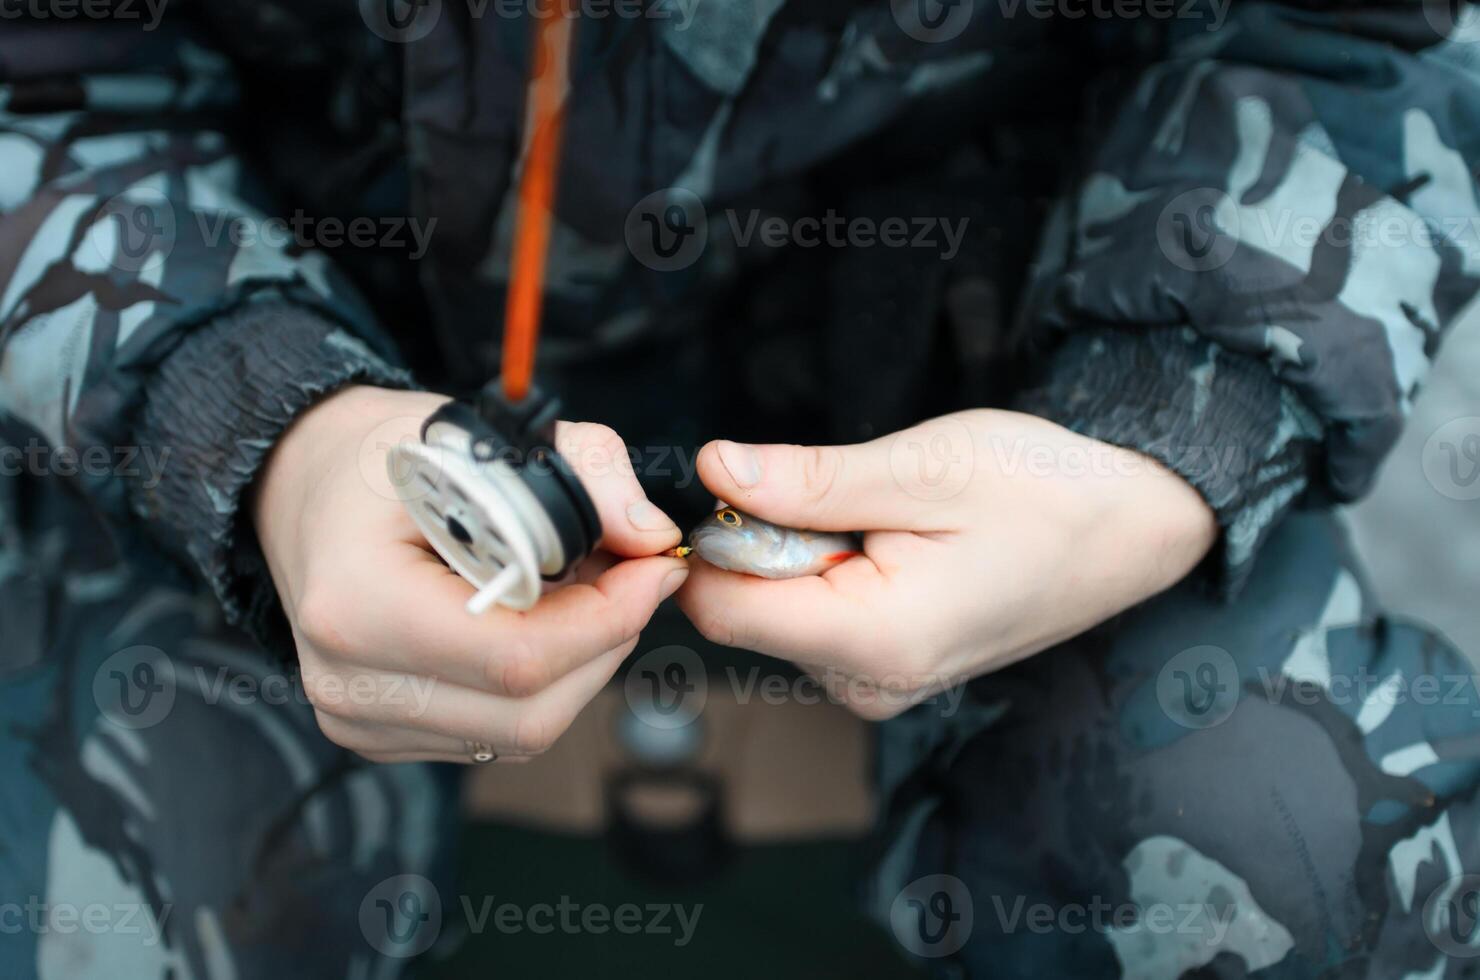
[1093,443,1218,594]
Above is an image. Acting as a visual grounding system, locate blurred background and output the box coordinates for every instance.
[423,621,923,980]
[1346,308,1480,664]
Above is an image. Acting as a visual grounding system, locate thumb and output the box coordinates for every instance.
[555,421,682,557]
[696,437,941,532]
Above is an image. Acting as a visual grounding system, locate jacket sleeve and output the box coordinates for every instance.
[0,22,412,639]
[1015,3,1480,592]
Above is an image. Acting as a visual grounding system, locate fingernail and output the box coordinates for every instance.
[717,441,762,488]
[627,499,678,533]
[659,567,689,601]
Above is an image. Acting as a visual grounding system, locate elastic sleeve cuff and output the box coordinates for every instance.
[129,301,414,648]
[1014,326,1322,595]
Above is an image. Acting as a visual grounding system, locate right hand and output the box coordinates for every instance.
[251,385,688,764]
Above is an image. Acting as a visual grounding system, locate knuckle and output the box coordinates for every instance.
[596,592,650,652]
[849,696,908,722]
[799,445,843,508]
[614,600,652,648]
[303,671,354,718]
[509,708,566,756]
[492,638,551,697]
[562,422,628,476]
[691,606,736,648]
[294,589,351,653]
[312,708,363,748]
[587,423,626,456]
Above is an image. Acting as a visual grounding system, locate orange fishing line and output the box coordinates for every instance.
[502,2,571,403]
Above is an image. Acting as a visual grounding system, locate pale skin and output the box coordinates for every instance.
[676,409,1218,721]
[254,387,1215,760]
[252,385,689,764]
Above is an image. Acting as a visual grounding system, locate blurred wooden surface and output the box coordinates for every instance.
[462,683,875,840]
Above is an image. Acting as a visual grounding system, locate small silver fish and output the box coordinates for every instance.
[681,507,863,579]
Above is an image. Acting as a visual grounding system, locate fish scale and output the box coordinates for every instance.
[681,507,863,579]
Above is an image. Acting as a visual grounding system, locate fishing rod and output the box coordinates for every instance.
[387,4,600,614]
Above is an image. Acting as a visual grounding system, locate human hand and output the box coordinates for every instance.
[676,409,1217,719]
[251,385,688,762]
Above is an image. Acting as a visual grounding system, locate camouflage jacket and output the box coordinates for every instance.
[1,1,1478,646]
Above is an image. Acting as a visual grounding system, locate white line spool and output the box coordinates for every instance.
[387,418,568,613]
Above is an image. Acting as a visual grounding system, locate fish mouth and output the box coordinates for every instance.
[689,524,741,571]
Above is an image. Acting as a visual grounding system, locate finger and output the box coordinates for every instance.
[358,547,685,696]
[570,548,619,586]
[315,711,539,764]
[675,555,886,663]
[791,663,939,722]
[348,638,635,756]
[555,420,682,557]
[362,751,535,765]
[696,433,949,532]
[532,547,615,600]
[313,707,472,758]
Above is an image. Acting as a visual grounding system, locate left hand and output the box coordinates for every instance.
[676,409,1217,719]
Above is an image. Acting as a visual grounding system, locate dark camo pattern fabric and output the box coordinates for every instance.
[0,428,461,980]
[870,512,1480,979]
[1,2,1479,595]
[5,483,1480,977]
[2,2,1480,978]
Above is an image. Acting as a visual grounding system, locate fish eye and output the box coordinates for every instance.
[717,508,742,527]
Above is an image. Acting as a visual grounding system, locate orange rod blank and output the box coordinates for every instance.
[502,3,571,403]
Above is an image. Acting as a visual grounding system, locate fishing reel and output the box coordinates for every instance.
[387,381,601,614]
